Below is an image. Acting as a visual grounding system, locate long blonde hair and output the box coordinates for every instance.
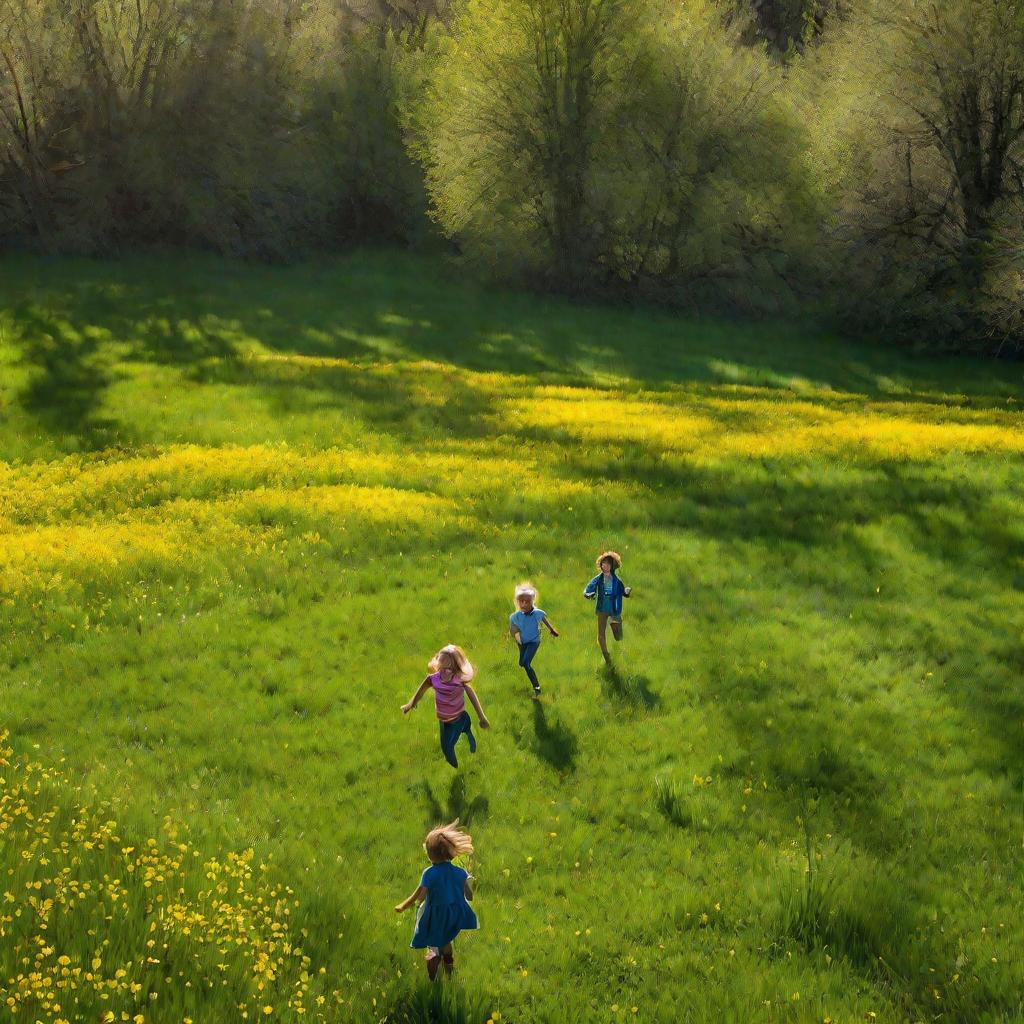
[424,819,474,862]
[428,644,475,682]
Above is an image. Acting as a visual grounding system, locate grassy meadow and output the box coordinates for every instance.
[0,249,1022,1024]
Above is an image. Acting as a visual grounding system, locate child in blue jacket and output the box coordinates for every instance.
[583,551,632,663]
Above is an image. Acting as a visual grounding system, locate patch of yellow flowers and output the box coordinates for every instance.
[0,732,338,1022]
[0,438,602,595]
[514,385,1024,461]
[4,367,1020,598]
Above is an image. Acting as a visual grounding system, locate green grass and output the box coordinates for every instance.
[0,248,1022,1023]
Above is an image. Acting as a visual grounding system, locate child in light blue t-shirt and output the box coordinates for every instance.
[508,582,559,697]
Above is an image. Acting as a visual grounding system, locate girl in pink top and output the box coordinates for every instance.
[402,645,490,768]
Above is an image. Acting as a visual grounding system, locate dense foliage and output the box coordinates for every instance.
[1,0,1023,351]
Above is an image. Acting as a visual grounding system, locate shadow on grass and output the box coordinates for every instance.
[5,248,1022,455]
[773,846,1018,1024]
[600,663,661,710]
[418,775,488,828]
[14,301,120,448]
[555,436,1024,572]
[201,351,500,442]
[12,283,243,450]
[530,701,578,774]
[383,980,489,1024]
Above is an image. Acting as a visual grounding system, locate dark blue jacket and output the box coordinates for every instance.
[583,572,629,616]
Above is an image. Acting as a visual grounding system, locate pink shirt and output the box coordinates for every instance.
[430,671,467,721]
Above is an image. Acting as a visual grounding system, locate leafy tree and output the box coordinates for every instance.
[805,0,1024,351]
[411,0,813,305]
[603,0,815,306]
[731,0,846,54]
[0,1,347,254]
[409,0,633,287]
[325,0,445,242]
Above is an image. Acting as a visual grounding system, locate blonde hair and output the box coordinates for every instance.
[424,819,474,862]
[428,644,475,682]
[596,550,622,571]
[514,581,538,604]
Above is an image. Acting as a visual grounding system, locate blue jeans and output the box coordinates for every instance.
[439,711,476,768]
[518,641,540,689]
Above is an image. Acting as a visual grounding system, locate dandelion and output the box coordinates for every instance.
[0,733,334,1023]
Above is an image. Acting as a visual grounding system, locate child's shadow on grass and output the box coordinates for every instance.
[600,664,661,710]
[418,775,489,827]
[531,702,578,774]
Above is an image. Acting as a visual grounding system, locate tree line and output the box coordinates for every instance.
[2,0,1023,354]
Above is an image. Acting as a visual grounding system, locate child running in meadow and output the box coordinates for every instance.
[394,820,478,981]
[508,582,559,697]
[583,551,632,663]
[402,645,490,768]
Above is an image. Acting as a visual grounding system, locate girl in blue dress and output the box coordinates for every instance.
[394,820,478,980]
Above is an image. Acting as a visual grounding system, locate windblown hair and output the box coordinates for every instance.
[428,644,475,682]
[514,581,538,604]
[425,820,474,862]
[596,551,622,571]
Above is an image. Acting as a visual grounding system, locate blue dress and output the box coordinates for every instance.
[410,862,478,949]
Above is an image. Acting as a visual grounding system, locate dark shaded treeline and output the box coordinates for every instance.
[1,0,1022,353]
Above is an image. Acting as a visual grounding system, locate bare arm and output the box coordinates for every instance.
[401,677,432,714]
[509,625,521,644]
[394,885,427,913]
[543,615,559,637]
[463,683,490,728]
[464,876,474,902]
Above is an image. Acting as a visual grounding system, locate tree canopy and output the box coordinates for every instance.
[1,0,1022,352]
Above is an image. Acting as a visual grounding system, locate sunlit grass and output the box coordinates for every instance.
[0,248,1022,1023]
[0,732,340,1024]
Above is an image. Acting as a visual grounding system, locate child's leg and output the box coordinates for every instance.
[610,616,623,642]
[597,613,612,661]
[518,641,541,690]
[441,941,454,976]
[462,711,477,754]
[439,720,460,769]
[425,946,442,981]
